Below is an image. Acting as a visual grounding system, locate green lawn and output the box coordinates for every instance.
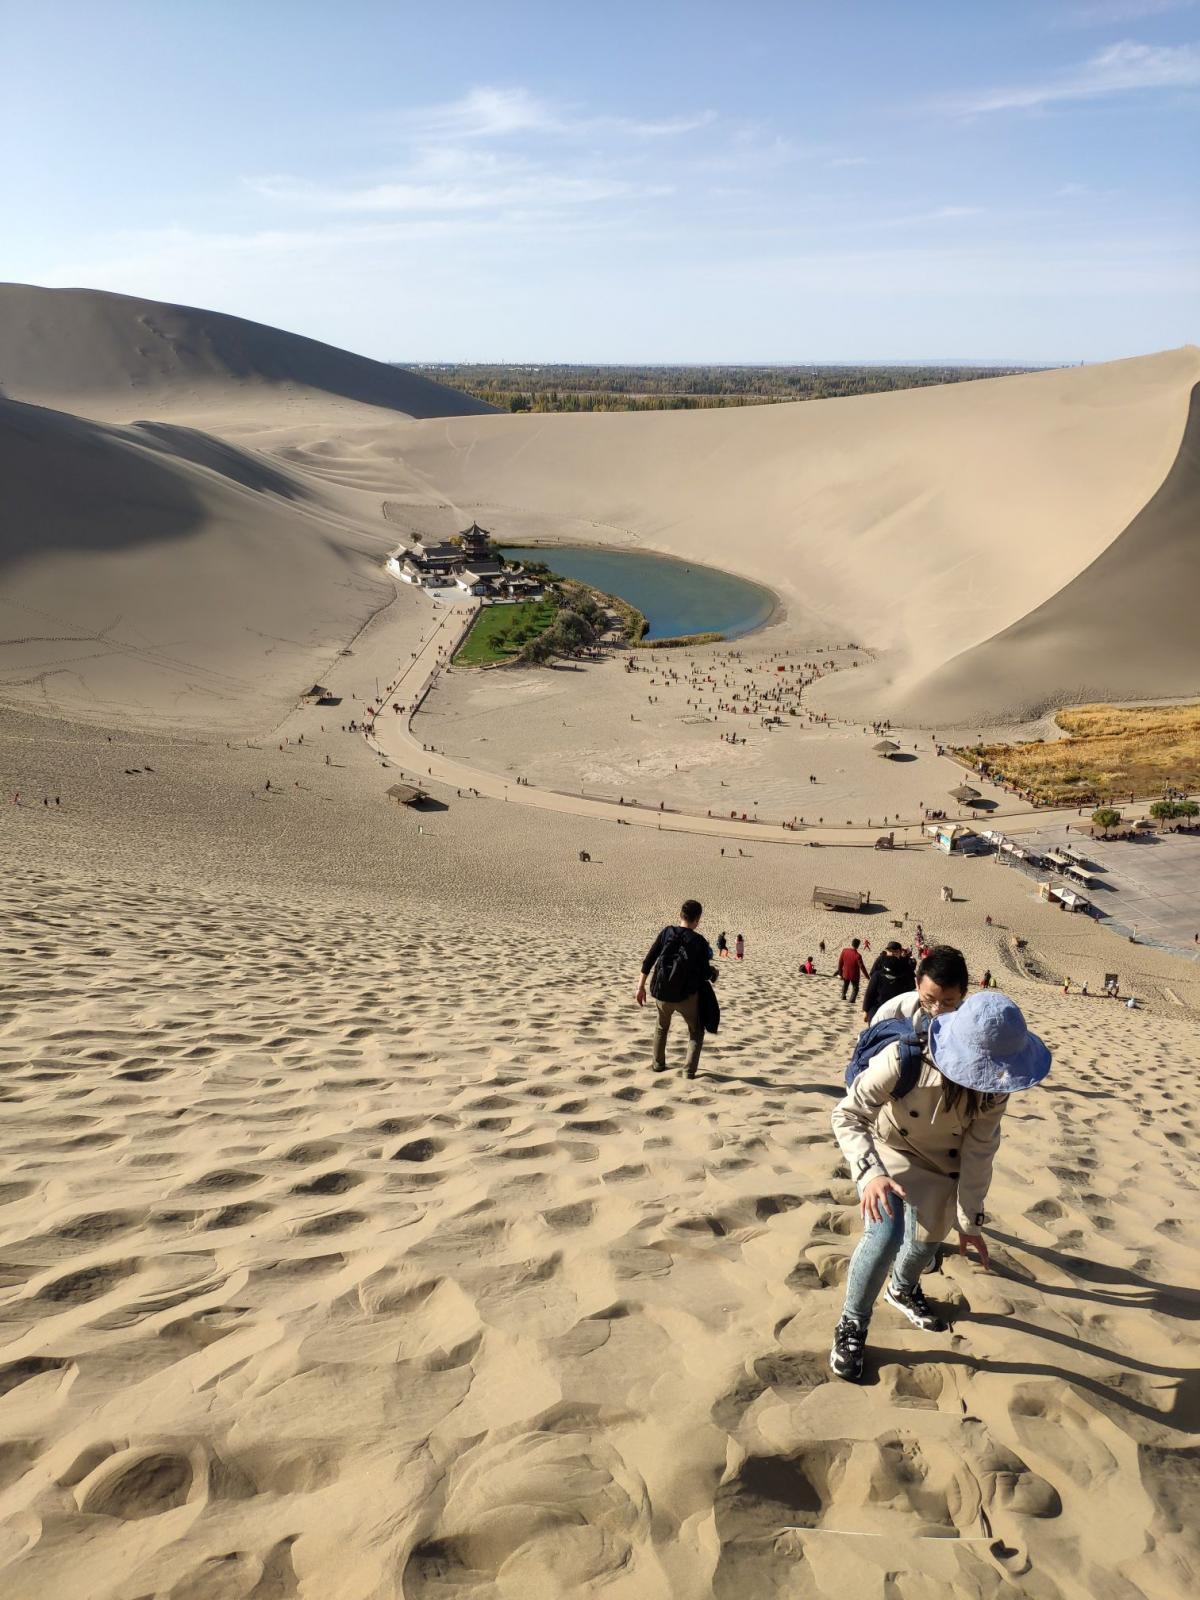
[454,600,559,665]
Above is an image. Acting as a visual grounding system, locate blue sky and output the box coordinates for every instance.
[4,0,1197,361]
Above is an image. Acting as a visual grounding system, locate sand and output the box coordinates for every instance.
[2,287,1198,1598]
[2,287,1198,732]
[0,285,498,424]
[2,802,1198,1598]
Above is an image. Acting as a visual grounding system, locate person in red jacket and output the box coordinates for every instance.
[837,938,870,1003]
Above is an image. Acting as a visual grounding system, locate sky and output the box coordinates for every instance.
[3,0,1198,362]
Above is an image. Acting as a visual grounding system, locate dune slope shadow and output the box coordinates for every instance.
[1,398,254,570]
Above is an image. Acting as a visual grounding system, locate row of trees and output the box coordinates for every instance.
[1092,800,1199,832]
[401,362,1038,415]
[1150,799,1200,823]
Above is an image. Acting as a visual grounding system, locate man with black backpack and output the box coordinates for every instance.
[860,941,917,1021]
[636,898,714,1079]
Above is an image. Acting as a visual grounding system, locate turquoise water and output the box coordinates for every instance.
[500,546,776,642]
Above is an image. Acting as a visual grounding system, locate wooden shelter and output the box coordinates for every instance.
[950,784,981,803]
[811,884,869,912]
[387,783,429,808]
[873,739,900,757]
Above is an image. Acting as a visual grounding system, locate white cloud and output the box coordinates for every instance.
[379,85,715,144]
[874,205,985,229]
[247,172,665,214]
[623,111,717,137]
[941,39,1200,113]
[1065,0,1197,25]
[400,86,561,140]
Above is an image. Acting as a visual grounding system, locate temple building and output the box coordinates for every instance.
[385,523,542,602]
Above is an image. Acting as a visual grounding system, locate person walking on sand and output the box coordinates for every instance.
[717,931,729,958]
[828,992,1051,1382]
[735,933,745,961]
[636,899,714,1081]
[836,938,869,1004]
[860,940,916,1021]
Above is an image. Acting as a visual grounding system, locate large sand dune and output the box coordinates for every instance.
[380,349,1200,722]
[1,284,1197,732]
[902,380,1200,721]
[0,395,389,730]
[0,284,498,423]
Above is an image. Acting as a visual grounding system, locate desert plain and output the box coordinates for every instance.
[0,285,1198,1599]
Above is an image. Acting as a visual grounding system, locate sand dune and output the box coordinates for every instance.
[2,286,1196,727]
[0,395,390,730]
[901,380,1200,722]
[379,349,1200,723]
[0,284,497,423]
[0,854,1196,1600]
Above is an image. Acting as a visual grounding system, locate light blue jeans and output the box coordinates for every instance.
[842,1197,938,1324]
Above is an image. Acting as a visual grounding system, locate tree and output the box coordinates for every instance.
[570,591,603,628]
[1091,807,1122,834]
[1149,800,1180,823]
[516,633,554,666]
[552,609,597,655]
[1176,799,1199,820]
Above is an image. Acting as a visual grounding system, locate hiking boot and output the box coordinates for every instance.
[685,1065,699,1079]
[829,1315,868,1382]
[651,1061,669,1073]
[885,1280,947,1332]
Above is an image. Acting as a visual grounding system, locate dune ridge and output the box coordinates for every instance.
[0,284,498,423]
[895,380,1200,722]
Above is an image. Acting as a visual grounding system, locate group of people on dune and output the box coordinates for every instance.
[636,900,1050,1383]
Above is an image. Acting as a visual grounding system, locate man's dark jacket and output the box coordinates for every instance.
[642,926,712,999]
[699,977,720,1034]
[861,951,917,1017]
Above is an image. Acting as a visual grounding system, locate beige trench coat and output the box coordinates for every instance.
[831,1042,1008,1242]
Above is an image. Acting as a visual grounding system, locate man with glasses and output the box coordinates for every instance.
[869,945,969,1025]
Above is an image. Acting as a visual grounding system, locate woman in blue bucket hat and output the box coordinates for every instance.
[829,990,1050,1382]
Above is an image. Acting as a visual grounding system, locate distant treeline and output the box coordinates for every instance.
[398,362,1043,413]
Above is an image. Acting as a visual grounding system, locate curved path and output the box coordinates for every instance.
[366,595,1181,850]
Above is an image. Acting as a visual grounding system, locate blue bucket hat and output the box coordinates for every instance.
[929,991,1050,1094]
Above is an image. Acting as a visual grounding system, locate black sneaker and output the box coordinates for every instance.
[652,1062,668,1073]
[685,1065,699,1079]
[884,1281,947,1332]
[829,1315,868,1382]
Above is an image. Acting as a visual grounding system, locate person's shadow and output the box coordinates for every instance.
[982,1229,1199,1320]
[861,1228,1200,1428]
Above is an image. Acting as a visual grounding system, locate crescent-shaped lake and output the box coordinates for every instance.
[500,546,776,642]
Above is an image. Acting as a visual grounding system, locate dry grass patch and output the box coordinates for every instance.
[957,703,1200,806]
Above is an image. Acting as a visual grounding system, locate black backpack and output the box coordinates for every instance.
[651,929,703,1002]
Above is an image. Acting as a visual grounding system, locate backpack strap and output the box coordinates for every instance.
[892,1038,925,1100]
